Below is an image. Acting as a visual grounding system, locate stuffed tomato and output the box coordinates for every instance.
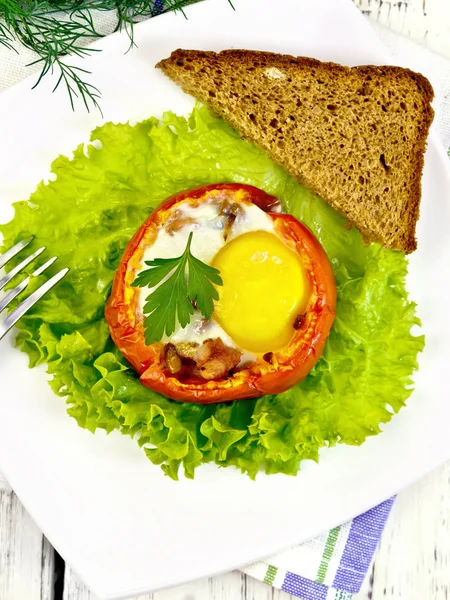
[105,183,336,403]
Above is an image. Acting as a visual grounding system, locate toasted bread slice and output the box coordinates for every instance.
[156,50,434,253]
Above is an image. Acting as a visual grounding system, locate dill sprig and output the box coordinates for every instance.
[0,0,203,112]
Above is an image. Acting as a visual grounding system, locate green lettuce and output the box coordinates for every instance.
[0,105,424,479]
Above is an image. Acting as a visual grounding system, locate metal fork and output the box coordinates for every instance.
[0,237,68,340]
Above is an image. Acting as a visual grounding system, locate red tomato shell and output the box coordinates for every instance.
[105,183,336,403]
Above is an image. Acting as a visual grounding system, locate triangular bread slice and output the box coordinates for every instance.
[156,50,434,253]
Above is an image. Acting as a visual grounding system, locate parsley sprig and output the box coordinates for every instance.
[132,232,222,344]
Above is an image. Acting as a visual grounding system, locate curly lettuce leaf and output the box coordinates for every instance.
[0,105,424,479]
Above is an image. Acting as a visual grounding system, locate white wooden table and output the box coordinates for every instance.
[1,1,450,599]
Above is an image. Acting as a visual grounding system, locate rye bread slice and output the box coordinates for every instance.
[156,49,434,253]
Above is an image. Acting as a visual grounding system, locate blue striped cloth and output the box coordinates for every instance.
[242,497,395,599]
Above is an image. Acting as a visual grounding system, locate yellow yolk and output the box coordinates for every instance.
[212,231,309,353]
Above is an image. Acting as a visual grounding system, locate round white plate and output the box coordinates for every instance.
[0,0,450,598]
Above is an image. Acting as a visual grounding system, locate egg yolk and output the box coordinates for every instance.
[212,231,309,353]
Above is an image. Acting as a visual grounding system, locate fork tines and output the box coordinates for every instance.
[0,237,68,340]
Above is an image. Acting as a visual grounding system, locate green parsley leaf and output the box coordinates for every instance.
[131,232,223,344]
[187,253,222,319]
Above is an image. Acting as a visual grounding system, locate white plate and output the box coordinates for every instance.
[1,0,450,598]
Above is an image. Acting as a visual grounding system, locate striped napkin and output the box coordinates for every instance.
[243,497,395,599]
[1,4,450,600]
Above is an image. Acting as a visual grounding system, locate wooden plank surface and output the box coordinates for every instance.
[63,569,299,600]
[2,1,450,599]
[355,463,450,600]
[0,489,55,600]
[353,0,450,59]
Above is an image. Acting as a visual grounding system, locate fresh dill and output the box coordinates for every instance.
[0,0,207,112]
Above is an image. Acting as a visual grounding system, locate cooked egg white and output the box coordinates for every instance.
[136,199,275,363]
[139,200,275,267]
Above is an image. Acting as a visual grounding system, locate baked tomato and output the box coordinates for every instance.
[105,183,336,403]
